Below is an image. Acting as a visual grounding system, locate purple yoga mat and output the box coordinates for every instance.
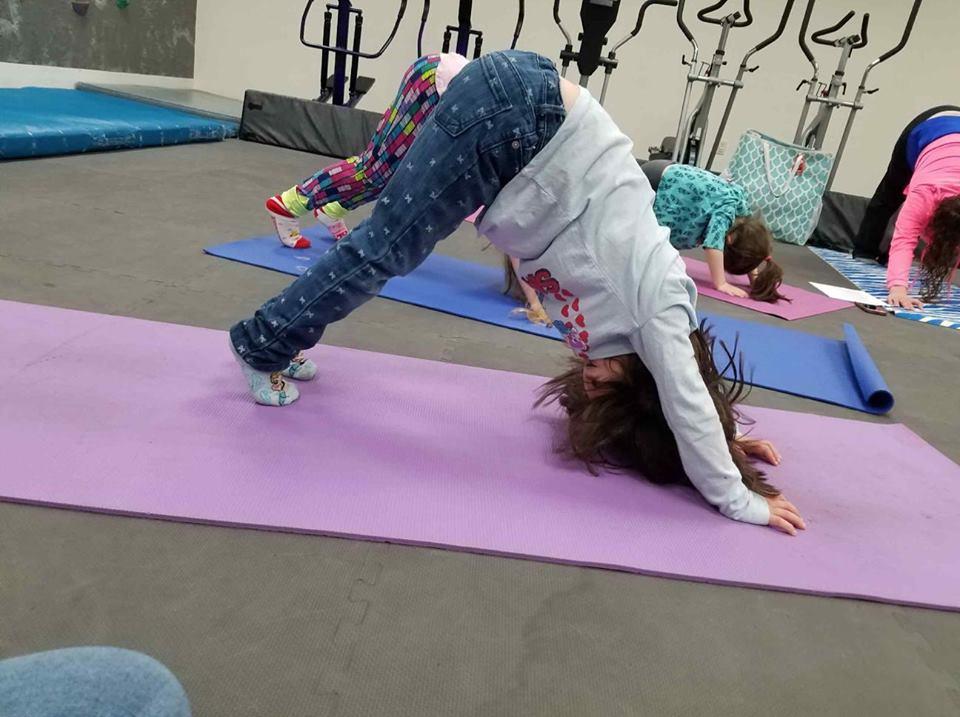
[683,257,852,320]
[3,300,959,611]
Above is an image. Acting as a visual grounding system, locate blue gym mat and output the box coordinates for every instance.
[0,88,238,160]
[810,246,960,332]
[206,225,893,414]
[205,224,557,340]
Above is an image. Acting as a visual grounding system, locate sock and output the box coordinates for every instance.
[230,340,300,407]
[280,186,312,217]
[315,201,350,240]
[265,194,310,249]
[281,351,318,381]
[319,201,348,220]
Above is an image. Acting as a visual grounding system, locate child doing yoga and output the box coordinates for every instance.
[264,52,549,324]
[641,160,787,303]
[852,106,960,309]
[232,52,806,536]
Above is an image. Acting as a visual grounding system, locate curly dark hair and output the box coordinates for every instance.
[918,195,960,302]
[535,322,778,498]
[723,216,790,304]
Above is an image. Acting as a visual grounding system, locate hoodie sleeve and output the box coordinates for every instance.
[629,303,770,526]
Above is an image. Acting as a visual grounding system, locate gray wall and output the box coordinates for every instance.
[0,0,196,78]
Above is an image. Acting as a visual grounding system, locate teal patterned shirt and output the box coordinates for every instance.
[652,164,752,251]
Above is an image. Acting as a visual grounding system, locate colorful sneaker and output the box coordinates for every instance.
[266,195,311,249]
[281,351,318,381]
[314,201,350,240]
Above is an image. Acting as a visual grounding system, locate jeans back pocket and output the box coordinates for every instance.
[434,55,514,137]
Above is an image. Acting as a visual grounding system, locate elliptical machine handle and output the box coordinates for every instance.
[738,0,795,67]
[416,0,430,57]
[852,13,870,50]
[797,0,817,69]
[300,0,408,59]
[638,0,681,30]
[696,0,728,23]
[510,0,525,50]
[810,10,856,47]
[675,0,695,44]
[873,0,923,65]
[552,0,574,46]
[857,0,923,87]
[697,0,752,27]
[609,0,679,56]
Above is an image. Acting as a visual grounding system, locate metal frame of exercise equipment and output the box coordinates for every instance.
[704,0,795,169]
[667,0,795,168]
[300,0,408,107]
[792,0,924,189]
[553,0,678,107]
[416,0,525,59]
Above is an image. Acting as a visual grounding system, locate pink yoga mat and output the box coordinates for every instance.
[683,257,852,319]
[3,301,959,611]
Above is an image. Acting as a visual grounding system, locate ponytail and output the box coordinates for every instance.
[748,257,790,303]
[723,215,790,303]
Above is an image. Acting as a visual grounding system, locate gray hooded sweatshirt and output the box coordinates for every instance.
[477,88,769,526]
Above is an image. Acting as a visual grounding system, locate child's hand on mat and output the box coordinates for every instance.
[512,302,551,326]
[766,495,805,536]
[525,302,551,326]
[887,286,924,310]
[717,282,748,299]
[739,438,781,466]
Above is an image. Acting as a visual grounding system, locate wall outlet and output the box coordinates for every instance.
[715,139,728,157]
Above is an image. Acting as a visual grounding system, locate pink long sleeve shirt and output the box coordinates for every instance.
[887,134,960,289]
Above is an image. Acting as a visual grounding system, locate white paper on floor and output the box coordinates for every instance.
[809,282,888,307]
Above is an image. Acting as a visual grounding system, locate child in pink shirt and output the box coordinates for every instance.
[886,134,960,307]
[852,107,960,309]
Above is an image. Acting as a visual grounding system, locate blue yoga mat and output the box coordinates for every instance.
[705,315,893,415]
[206,226,893,414]
[205,224,556,340]
[0,88,238,160]
[810,247,960,332]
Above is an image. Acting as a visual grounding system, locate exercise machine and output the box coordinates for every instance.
[793,3,871,152]
[705,0,794,169]
[553,0,678,106]
[300,0,409,107]
[656,0,795,167]
[415,0,525,58]
[241,1,408,158]
[792,0,924,189]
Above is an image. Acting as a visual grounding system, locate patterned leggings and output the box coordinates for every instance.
[297,55,442,212]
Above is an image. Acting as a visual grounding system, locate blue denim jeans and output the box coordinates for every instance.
[231,50,566,371]
[0,647,191,717]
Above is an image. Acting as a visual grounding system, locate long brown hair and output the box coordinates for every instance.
[535,322,779,498]
[723,216,789,303]
[918,195,960,302]
[502,253,527,301]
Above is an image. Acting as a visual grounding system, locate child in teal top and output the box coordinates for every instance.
[644,162,787,303]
